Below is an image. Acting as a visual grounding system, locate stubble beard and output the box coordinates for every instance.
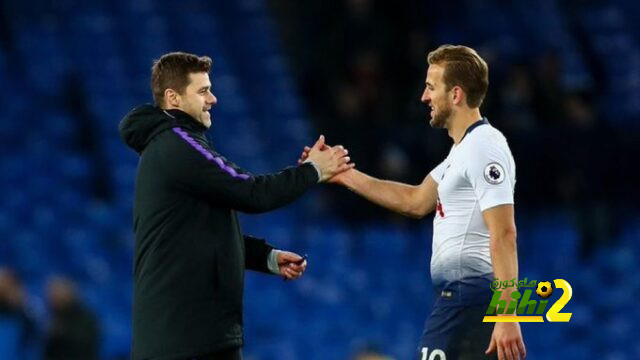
[429,104,451,129]
[201,112,212,128]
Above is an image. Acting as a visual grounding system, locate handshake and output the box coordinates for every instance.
[297,135,354,184]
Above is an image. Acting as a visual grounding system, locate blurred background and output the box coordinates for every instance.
[0,0,639,359]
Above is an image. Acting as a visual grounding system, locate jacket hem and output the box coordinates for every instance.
[135,338,243,360]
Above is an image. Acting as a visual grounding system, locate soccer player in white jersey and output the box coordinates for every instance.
[300,45,526,360]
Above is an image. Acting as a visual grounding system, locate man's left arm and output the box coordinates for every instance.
[244,235,274,274]
[244,235,307,280]
[484,205,519,306]
[483,205,526,360]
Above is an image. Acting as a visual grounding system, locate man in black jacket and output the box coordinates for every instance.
[119,52,352,360]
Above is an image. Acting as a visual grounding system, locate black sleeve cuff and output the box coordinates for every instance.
[244,235,275,274]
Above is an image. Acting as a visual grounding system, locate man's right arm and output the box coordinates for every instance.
[335,170,438,219]
[166,133,350,214]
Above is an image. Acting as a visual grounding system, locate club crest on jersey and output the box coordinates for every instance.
[483,163,505,184]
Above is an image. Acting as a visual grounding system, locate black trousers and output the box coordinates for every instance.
[190,347,242,360]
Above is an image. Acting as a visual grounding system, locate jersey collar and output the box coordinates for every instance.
[460,117,489,142]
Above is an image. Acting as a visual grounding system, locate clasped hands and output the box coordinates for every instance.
[298,135,354,183]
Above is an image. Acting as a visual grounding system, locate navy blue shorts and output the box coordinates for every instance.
[417,279,498,360]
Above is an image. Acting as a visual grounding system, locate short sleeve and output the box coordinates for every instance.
[429,160,448,184]
[463,141,515,211]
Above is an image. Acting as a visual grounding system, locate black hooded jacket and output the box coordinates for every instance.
[119,105,319,359]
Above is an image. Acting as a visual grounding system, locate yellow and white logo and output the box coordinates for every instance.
[483,279,572,323]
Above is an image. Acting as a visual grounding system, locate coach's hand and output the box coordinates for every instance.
[298,138,354,184]
[486,322,526,360]
[303,135,353,182]
[276,251,307,280]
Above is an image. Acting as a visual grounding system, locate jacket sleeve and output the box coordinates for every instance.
[166,127,320,213]
[244,235,274,274]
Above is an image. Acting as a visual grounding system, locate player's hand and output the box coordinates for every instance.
[276,251,307,281]
[486,322,526,360]
[298,145,328,164]
[298,138,355,184]
[301,135,354,182]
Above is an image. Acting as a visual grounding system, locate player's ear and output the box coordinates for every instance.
[451,86,464,105]
[165,89,181,107]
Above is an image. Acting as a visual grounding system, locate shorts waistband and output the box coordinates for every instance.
[433,277,495,307]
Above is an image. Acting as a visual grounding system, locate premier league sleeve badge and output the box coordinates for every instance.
[483,162,505,184]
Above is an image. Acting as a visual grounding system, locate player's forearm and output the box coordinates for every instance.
[490,228,519,306]
[340,169,423,218]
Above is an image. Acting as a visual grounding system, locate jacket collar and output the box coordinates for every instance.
[162,109,209,133]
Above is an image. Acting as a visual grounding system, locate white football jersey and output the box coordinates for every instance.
[429,120,516,288]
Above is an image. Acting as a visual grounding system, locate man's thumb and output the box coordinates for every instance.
[485,337,496,354]
[312,135,325,150]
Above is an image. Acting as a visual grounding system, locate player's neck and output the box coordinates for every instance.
[447,108,483,144]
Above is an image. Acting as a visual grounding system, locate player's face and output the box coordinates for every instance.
[179,72,217,128]
[421,64,452,129]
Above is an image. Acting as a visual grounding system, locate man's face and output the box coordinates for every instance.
[178,72,217,128]
[47,279,75,311]
[421,64,452,129]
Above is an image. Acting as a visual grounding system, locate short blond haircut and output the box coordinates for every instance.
[427,45,489,108]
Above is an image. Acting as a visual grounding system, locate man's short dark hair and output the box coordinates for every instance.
[151,52,212,107]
